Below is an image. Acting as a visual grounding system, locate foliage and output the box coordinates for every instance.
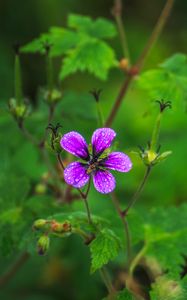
[137,53,187,109]
[90,228,121,273]
[21,14,117,80]
[1,4,187,300]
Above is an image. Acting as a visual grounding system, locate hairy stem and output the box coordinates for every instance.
[78,179,92,225]
[96,101,104,127]
[14,54,23,105]
[57,153,65,170]
[124,166,152,216]
[0,252,30,287]
[111,193,132,263]
[150,112,162,152]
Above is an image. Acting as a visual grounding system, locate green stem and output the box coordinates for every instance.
[96,101,104,127]
[100,267,116,295]
[150,112,162,152]
[46,53,54,92]
[115,14,131,64]
[129,243,148,275]
[14,54,23,105]
[111,193,132,264]
[124,166,152,216]
[72,228,90,241]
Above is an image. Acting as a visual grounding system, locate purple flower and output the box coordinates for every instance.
[60,128,132,194]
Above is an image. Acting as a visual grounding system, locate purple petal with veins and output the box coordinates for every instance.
[60,131,89,160]
[64,162,89,188]
[93,169,116,194]
[91,128,116,155]
[102,152,132,172]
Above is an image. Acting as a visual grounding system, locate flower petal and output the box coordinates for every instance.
[93,170,115,194]
[91,128,116,155]
[60,131,89,160]
[102,152,132,172]
[64,162,89,188]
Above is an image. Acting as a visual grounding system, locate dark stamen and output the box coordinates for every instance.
[89,89,102,102]
[155,99,172,112]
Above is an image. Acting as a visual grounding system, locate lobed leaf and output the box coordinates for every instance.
[89,228,121,273]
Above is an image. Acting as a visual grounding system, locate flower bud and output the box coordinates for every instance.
[33,219,47,230]
[44,88,62,104]
[37,235,50,255]
[8,98,30,126]
[119,58,129,72]
[35,183,47,195]
[52,135,62,154]
[51,220,71,234]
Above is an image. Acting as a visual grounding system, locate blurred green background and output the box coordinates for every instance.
[0,0,187,299]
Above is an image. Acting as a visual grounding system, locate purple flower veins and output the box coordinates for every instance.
[60,128,132,194]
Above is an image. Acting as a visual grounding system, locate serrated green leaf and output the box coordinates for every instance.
[21,33,51,54]
[21,28,78,56]
[89,228,121,273]
[60,38,117,80]
[68,14,117,39]
[131,204,187,279]
[137,53,187,108]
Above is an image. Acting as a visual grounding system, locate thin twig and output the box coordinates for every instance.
[57,153,65,170]
[136,0,175,70]
[105,0,175,127]
[123,166,152,216]
[105,74,133,127]
[40,104,55,148]
[0,252,30,287]
[112,0,131,63]
[19,123,38,146]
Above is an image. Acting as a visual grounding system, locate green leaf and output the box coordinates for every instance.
[21,28,78,56]
[60,38,117,80]
[21,33,51,54]
[130,204,187,279]
[137,53,187,108]
[68,14,117,39]
[89,228,121,273]
[150,276,187,300]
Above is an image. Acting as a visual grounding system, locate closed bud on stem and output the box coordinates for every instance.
[46,123,62,154]
[8,98,30,127]
[35,183,47,195]
[33,219,47,230]
[37,235,50,255]
[119,58,129,72]
[51,220,71,234]
[43,88,62,105]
